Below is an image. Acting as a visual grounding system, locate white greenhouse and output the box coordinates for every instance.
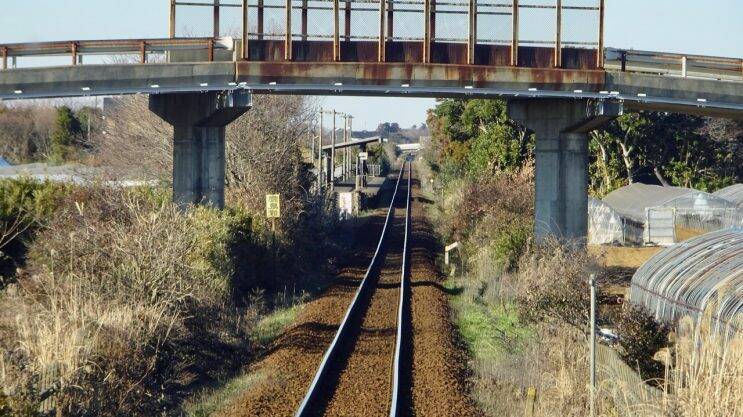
[714,184,743,208]
[588,197,643,245]
[602,183,742,246]
[630,228,742,334]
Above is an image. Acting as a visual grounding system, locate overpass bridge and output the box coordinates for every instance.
[1,0,741,241]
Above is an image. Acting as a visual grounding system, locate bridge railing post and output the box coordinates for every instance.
[1,47,7,70]
[70,42,78,66]
[345,0,352,42]
[423,0,431,63]
[213,0,221,37]
[334,0,340,61]
[597,0,605,68]
[169,0,176,38]
[379,0,386,62]
[468,0,477,65]
[140,41,147,64]
[302,0,308,41]
[258,0,265,40]
[242,0,249,59]
[555,0,562,68]
[286,0,293,60]
[511,0,519,66]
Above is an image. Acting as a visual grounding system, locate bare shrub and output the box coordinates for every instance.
[225,94,317,227]
[0,105,56,163]
[515,239,602,331]
[615,305,669,380]
[93,95,173,179]
[0,186,253,415]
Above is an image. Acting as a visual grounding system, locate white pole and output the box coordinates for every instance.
[318,109,324,192]
[589,273,597,417]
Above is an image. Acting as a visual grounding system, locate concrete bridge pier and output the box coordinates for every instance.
[509,99,622,242]
[149,91,252,208]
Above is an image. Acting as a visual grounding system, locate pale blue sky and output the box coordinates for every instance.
[1,1,741,130]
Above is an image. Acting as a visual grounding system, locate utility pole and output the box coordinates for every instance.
[348,116,353,178]
[343,115,349,181]
[331,110,337,190]
[318,109,324,192]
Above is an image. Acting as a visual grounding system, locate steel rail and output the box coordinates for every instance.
[389,155,412,417]
[294,160,409,417]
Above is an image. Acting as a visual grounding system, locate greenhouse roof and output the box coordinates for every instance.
[602,183,737,222]
[630,228,743,333]
[603,184,694,222]
[714,184,743,206]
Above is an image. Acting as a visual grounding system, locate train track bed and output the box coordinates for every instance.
[218,161,479,417]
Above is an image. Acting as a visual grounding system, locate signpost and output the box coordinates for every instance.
[266,194,280,231]
[266,194,281,218]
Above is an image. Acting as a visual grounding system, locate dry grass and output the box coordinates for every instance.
[0,186,253,415]
[589,245,663,269]
[459,241,742,417]
[659,316,742,417]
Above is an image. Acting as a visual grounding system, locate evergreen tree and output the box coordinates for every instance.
[49,106,81,164]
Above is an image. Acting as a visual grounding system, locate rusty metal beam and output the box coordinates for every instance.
[511,0,519,66]
[379,0,386,62]
[242,0,249,59]
[555,0,561,68]
[213,0,221,38]
[208,38,214,62]
[597,0,605,68]
[235,61,606,91]
[286,0,293,60]
[169,0,176,38]
[468,0,476,65]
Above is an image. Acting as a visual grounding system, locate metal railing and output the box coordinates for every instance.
[0,37,235,69]
[606,48,743,81]
[171,0,605,67]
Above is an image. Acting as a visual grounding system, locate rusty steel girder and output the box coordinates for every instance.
[235,61,605,92]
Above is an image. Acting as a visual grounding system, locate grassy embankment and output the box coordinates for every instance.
[417,158,742,417]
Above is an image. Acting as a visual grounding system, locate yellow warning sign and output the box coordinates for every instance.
[266,194,281,218]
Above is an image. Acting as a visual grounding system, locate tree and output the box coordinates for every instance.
[589,112,740,194]
[49,106,82,164]
[425,99,532,180]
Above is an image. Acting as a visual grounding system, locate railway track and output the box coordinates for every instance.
[294,157,413,417]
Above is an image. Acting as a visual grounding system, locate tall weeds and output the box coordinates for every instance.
[0,186,253,415]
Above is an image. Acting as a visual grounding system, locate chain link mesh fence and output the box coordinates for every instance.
[169,1,602,54]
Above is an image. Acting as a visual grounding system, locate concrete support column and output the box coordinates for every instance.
[172,126,227,208]
[509,99,621,242]
[150,91,252,209]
